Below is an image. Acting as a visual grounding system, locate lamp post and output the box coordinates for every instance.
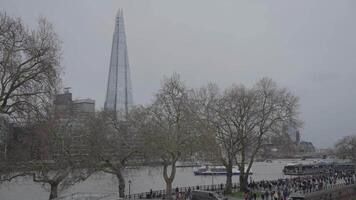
[211,153,214,188]
[128,180,132,198]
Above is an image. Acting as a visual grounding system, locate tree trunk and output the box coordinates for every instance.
[239,135,261,192]
[224,161,233,194]
[166,180,173,200]
[49,182,58,200]
[116,170,126,198]
[239,145,247,192]
[239,173,248,192]
[163,160,177,200]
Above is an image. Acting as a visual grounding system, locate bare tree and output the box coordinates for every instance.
[191,83,246,194]
[192,78,300,193]
[86,109,142,198]
[234,78,300,191]
[141,74,199,200]
[29,162,93,200]
[1,162,93,200]
[335,135,356,161]
[0,113,94,200]
[0,12,61,120]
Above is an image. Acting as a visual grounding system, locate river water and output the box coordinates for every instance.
[0,159,313,200]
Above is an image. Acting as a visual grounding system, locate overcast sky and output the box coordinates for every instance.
[1,0,356,148]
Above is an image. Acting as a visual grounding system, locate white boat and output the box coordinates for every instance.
[193,165,252,176]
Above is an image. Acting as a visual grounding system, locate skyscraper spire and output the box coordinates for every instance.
[104,9,133,116]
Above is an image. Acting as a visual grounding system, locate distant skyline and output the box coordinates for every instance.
[1,0,356,148]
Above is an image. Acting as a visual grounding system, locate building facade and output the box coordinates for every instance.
[52,90,95,159]
[54,89,95,118]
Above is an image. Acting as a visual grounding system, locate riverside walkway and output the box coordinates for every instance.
[53,173,356,200]
[125,172,356,200]
[53,183,356,200]
[125,183,236,199]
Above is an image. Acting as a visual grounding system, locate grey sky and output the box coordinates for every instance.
[1,0,356,148]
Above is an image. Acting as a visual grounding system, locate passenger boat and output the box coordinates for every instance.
[193,166,252,176]
[283,162,355,176]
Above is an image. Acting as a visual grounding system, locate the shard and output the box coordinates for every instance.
[104,9,133,116]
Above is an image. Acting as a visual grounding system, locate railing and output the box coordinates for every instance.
[126,181,356,199]
[125,182,240,199]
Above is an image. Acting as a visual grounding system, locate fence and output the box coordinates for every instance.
[125,182,240,199]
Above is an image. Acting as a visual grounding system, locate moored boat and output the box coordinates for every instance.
[283,162,355,175]
[193,166,252,176]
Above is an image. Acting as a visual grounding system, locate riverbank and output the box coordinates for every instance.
[0,159,312,200]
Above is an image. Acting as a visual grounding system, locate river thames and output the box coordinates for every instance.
[0,159,314,200]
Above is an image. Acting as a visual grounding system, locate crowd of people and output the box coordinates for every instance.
[243,172,356,200]
[136,171,356,200]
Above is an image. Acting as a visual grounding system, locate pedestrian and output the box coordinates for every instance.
[253,192,257,200]
[261,193,265,200]
[244,191,249,200]
[265,190,270,200]
[273,191,278,200]
[282,188,289,200]
[175,187,179,200]
[277,190,281,200]
[187,187,191,200]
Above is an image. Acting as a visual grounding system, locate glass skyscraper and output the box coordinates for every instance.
[104,9,133,116]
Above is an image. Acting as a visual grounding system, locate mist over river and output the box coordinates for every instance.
[0,159,313,200]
